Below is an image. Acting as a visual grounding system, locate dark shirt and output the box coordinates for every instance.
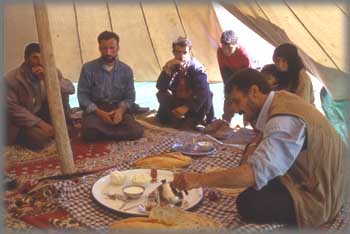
[156,57,211,113]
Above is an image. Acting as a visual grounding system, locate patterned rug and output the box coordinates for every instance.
[4,122,350,232]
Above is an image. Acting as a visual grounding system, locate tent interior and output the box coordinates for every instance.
[3,0,350,232]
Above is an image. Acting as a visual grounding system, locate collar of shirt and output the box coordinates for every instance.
[98,57,118,73]
[25,66,40,84]
[255,91,275,131]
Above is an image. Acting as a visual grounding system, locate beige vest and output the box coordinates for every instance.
[267,91,345,227]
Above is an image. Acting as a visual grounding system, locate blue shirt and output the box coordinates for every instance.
[248,91,306,190]
[77,58,135,113]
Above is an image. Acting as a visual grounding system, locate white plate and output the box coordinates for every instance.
[91,169,203,216]
[172,142,216,156]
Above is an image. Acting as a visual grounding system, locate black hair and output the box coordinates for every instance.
[24,43,40,59]
[261,63,278,75]
[272,43,304,92]
[225,68,271,96]
[172,37,192,51]
[97,31,120,44]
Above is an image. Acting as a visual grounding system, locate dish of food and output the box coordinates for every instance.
[91,169,203,216]
[171,141,216,156]
[123,185,145,199]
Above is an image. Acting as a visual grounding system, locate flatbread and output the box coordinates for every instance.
[149,207,221,229]
[110,217,171,229]
[134,152,192,169]
[110,207,221,230]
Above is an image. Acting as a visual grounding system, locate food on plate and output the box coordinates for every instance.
[109,170,126,185]
[131,173,152,185]
[134,151,192,169]
[150,168,157,182]
[110,207,221,229]
[159,180,183,205]
[122,185,145,199]
[195,141,214,151]
[146,180,183,209]
[208,189,221,202]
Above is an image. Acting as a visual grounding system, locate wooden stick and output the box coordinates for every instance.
[33,0,75,174]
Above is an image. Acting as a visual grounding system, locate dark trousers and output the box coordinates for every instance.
[156,91,214,129]
[81,102,143,142]
[236,178,297,225]
[12,95,72,151]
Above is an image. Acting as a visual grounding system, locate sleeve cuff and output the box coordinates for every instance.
[248,158,268,190]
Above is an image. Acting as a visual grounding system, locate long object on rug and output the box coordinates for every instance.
[33,0,75,173]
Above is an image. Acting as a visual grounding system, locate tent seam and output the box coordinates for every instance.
[284,0,341,71]
[73,0,84,65]
[139,0,161,70]
[255,0,271,22]
[332,0,348,16]
[174,0,195,57]
[106,0,114,32]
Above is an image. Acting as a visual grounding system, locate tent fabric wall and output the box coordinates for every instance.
[4,1,222,83]
[5,3,38,72]
[220,1,349,101]
[47,3,82,82]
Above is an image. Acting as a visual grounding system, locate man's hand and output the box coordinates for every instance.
[95,108,114,125]
[171,105,189,118]
[173,172,202,191]
[31,65,45,80]
[110,107,125,126]
[163,59,184,75]
[37,120,54,138]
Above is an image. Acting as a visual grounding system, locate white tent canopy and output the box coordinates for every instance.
[4,0,222,83]
[4,1,349,100]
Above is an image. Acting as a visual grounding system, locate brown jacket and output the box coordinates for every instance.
[295,69,315,105]
[6,63,75,144]
[268,91,345,227]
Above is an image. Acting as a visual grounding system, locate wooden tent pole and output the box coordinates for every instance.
[33,0,75,174]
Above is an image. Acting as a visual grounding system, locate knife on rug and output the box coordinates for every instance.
[38,170,101,182]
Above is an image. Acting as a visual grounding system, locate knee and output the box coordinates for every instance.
[236,188,256,221]
[129,125,144,140]
[156,111,170,124]
[81,127,100,142]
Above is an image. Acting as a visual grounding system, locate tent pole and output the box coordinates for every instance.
[33,0,75,174]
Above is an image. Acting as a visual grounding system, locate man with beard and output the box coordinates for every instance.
[78,31,143,142]
[6,43,75,150]
[173,68,345,228]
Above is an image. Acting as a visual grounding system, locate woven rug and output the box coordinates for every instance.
[5,122,350,232]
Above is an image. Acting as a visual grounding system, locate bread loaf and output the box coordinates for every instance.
[150,207,221,229]
[110,217,171,229]
[134,152,192,169]
[110,207,221,230]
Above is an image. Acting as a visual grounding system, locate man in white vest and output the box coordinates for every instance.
[173,68,346,228]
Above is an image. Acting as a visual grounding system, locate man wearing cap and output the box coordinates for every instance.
[217,30,250,123]
[156,37,214,129]
[6,43,75,150]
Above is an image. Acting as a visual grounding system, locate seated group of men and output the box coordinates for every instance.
[5,30,347,230]
[6,31,218,150]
